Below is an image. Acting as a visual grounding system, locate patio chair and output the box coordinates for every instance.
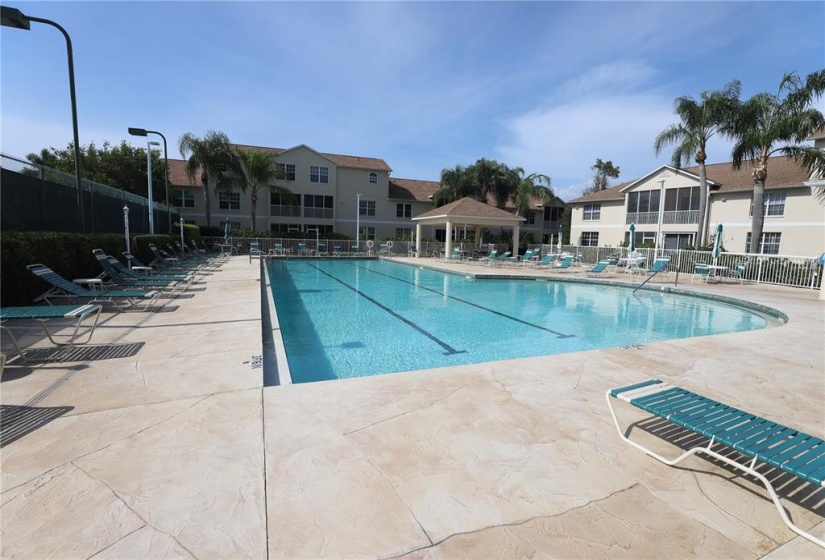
[249,241,262,262]
[27,264,161,311]
[333,246,343,257]
[607,379,825,549]
[692,263,710,283]
[730,263,747,284]
[298,243,310,255]
[351,245,362,256]
[1,304,102,361]
[317,243,328,256]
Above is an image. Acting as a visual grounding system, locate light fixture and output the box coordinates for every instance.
[129,127,170,232]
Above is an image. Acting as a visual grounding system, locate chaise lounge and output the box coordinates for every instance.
[607,379,824,548]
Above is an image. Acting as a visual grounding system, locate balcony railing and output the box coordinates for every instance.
[270,205,302,217]
[304,208,333,219]
[626,210,699,225]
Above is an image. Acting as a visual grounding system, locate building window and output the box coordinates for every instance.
[625,231,656,246]
[580,232,599,246]
[543,206,563,222]
[305,224,334,235]
[304,194,334,219]
[746,232,781,254]
[396,228,412,238]
[583,203,601,221]
[526,211,535,225]
[627,190,662,213]
[219,191,240,210]
[750,192,786,217]
[369,172,377,184]
[664,233,695,250]
[360,200,376,216]
[359,226,376,240]
[310,166,329,184]
[663,187,699,212]
[277,163,296,181]
[396,203,411,218]
[172,190,195,208]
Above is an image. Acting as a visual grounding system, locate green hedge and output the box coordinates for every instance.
[0,231,176,306]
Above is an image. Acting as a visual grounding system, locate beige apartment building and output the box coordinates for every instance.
[568,155,825,257]
[167,143,564,242]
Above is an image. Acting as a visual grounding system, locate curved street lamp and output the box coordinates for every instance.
[129,127,170,233]
[2,6,85,231]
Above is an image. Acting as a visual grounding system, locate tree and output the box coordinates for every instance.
[727,70,825,253]
[431,164,470,206]
[654,81,741,246]
[511,169,555,217]
[26,140,166,201]
[178,130,239,228]
[237,149,288,232]
[582,159,620,195]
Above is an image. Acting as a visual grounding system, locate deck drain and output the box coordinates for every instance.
[250,355,263,369]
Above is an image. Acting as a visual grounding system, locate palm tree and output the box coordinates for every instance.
[654,81,741,246]
[178,130,238,228]
[511,169,555,217]
[238,149,288,231]
[728,70,825,253]
[431,164,470,206]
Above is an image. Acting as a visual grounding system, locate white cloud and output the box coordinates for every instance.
[496,93,678,201]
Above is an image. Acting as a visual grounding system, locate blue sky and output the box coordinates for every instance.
[2,1,823,201]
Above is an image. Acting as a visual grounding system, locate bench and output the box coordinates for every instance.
[607,379,824,548]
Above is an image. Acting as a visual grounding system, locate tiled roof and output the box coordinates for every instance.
[388,178,440,202]
[414,197,524,221]
[168,159,197,187]
[568,156,812,204]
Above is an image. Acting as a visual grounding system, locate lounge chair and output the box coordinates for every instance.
[317,243,328,256]
[27,264,161,311]
[351,245,362,256]
[551,255,574,270]
[478,249,497,265]
[298,243,310,255]
[122,252,197,281]
[509,249,536,265]
[249,241,262,263]
[607,379,825,548]
[333,246,343,257]
[533,254,556,268]
[579,261,610,276]
[1,304,102,361]
[640,257,670,278]
[92,250,181,292]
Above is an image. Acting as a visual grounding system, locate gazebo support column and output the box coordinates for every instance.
[415,223,422,257]
[512,224,520,258]
[445,221,453,258]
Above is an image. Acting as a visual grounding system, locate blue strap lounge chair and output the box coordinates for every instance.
[1,304,102,361]
[607,379,825,548]
[92,250,181,292]
[120,252,195,282]
[533,253,556,267]
[27,264,160,311]
[552,255,574,270]
[579,261,610,276]
[333,246,343,256]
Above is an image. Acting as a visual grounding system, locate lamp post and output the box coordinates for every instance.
[655,179,665,260]
[2,6,85,231]
[146,141,160,234]
[123,205,130,257]
[129,127,170,233]
[356,193,361,248]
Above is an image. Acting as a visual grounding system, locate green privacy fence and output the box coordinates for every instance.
[1,153,179,234]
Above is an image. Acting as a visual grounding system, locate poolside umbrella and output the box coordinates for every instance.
[557,224,563,253]
[224,218,231,242]
[628,223,636,253]
[712,223,723,264]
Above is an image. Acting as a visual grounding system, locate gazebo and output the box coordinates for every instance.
[411,197,526,258]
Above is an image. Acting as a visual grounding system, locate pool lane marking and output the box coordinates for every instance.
[345,261,575,339]
[305,263,466,356]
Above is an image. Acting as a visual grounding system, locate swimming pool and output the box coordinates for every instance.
[266,259,773,384]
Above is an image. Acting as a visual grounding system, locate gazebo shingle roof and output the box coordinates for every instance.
[414,197,524,221]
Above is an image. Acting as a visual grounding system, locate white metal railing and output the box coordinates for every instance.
[626,210,699,225]
[205,236,822,290]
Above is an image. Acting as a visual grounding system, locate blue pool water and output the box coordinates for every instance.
[267,259,770,383]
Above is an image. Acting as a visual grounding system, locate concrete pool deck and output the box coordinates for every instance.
[1,255,823,558]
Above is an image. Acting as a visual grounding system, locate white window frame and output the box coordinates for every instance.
[359,226,376,240]
[219,191,241,210]
[746,232,781,254]
[750,192,786,217]
[583,203,601,221]
[580,232,599,246]
[369,172,377,184]
[360,200,376,216]
[173,190,195,208]
[396,203,411,218]
[396,227,412,238]
[310,166,329,184]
